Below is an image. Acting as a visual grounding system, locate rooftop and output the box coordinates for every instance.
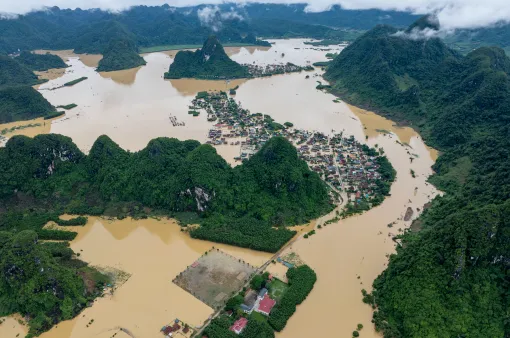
[229,317,248,334]
[257,294,276,315]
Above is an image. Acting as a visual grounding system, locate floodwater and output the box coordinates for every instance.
[37,217,272,338]
[0,39,440,337]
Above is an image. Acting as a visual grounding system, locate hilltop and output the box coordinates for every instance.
[164,36,250,80]
[16,51,67,71]
[325,17,510,337]
[324,23,459,126]
[97,38,146,72]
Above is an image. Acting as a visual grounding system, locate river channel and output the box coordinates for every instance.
[0,39,439,338]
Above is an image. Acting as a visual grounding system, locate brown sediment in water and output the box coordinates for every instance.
[347,104,439,162]
[33,49,102,68]
[34,68,67,86]
[0,117,52,145]
[347,104,416,143]
[99,66,143,85]
[75,54,102,68]
[277,120,439,338]
[0,314,28,338]
[168,78,247,96]
[39,217,271,338]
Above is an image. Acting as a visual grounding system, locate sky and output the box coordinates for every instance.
[1,0,510,30]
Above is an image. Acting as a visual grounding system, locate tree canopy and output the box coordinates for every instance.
[16,51,67,71]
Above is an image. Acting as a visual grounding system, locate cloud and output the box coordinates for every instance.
[393,27,444,40]
[197,5,244,32]
[1,0,510,31]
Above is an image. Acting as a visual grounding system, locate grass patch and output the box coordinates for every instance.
[250,311,268,323]
[1,123,41,135]
[44,111,65,120]
[268,278,289,302]
[394,73,418,92]
[312,61,331,67]
[57,103,77,110]
[64,77,87,87]
[174,211,203,226]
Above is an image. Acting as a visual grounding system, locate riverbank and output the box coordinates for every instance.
[277,105,439,337]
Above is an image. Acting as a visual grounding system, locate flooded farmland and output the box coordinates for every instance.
[0,39,439,338]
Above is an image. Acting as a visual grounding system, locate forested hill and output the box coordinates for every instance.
[0,55,55,123]
[0,135,332,252]
[0,55,41,87]
[0,86,55,123]
[324,23,460,126]
[0,5,419,55]
[165,36,250,79]
[16,51,67,71]
[97,38,146,72]
[326,17,510,337]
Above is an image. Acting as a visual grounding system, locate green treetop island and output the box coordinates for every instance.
[164,36,251,80]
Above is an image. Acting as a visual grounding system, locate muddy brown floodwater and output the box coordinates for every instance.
[0,39,440,337]
[39,217,272,338]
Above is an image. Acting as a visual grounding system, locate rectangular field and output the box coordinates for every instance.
[173,249,256,309]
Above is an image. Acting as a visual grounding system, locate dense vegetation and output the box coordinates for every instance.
[96,38,146,72]
[63,77,87,86]
[203,315,275,338]
[268,265,317,331]
[16,51,67,71]
[0,55,41,87]
[43,111,65,120]
[0,230,108,337]
[0,5,419,55]
[0,55,56,123]
[165,36,250,79]
[0,86,55,123]
[326,17,510,338]
[0,135,331,252]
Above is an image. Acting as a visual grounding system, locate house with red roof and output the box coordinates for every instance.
[229,317,248,334]
[255,294,276,316]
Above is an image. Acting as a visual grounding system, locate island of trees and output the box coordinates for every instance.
[16,51,67,71]
[325,15,510,337]
[165,36,251,80]
[97,37,146,72]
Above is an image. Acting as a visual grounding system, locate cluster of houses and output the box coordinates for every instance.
[242,62,314,77]
[227,287,277,335]
[161,319,192,337]
[191,91,386,205]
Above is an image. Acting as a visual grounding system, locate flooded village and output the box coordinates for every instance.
[192,91,390,208]
[0,40,439,338]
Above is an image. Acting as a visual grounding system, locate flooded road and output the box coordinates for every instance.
[0,39,439,337]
